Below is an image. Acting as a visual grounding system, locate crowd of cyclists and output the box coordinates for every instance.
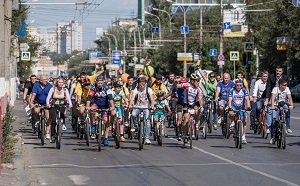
[21,61,294,149]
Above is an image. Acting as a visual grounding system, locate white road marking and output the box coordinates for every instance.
[68,175,90,185]
[291,116,300,120]
[170,138,299,186]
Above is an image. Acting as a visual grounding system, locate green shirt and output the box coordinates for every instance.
[205,80,217,99]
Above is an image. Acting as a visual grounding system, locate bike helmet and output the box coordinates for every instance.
[180,77,187,83]
[235,78,243,84]
[96,75,104,81]
[156,90,165,97]
[190,73,200,81]
[113,81,123,88]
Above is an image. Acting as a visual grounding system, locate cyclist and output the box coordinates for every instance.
[204,72,218,130]
[30,75,53,140]
[249,73,262,130]
[23,75,37,103]
[252,72,268,132]
[129,77,155,145]
[270,78,294,144]
[46,77,72,142]
[215,73,235,125]
[164,72,175,94]
[178,73,204,141]
[174,77,189,141]
[228,78,251,144]
[111,81,128,142]
[86,76,115,145]
[234,72,250,93]
[153,91,171,137]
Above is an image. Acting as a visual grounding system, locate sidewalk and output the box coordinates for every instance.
[0,99,31,186]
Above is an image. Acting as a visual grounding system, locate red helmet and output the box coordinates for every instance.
[180,77,187,83]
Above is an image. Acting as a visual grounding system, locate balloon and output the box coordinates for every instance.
[144,66,155,77]
[121,73,129,83]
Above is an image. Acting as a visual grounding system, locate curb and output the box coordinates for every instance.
[13,133,31,186]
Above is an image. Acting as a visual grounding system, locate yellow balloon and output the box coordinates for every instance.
[144,66,155,76]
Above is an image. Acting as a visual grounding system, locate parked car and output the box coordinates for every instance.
[290,84,300,101]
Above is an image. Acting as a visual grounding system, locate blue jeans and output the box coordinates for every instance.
[132,108,151,139]
[255,98,265,121]
[271,103,290,138]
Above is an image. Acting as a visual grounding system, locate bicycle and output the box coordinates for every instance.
[133,107,150,151]
[84,110,91,146]
[221,108,230,139]
[229,109,246,149]
[154,117,164,146]
[257,105,267,139]
[112,112,121,149]
[51,105,67,149]
[182,108,195,149]
[35,105,46,145]
[91,108,110,152]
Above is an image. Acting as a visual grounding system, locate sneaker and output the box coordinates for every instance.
[266,128,270,134]
[164,134,168,138]
[217,117,222,125]
[124,121,129,127]
[50,136,55,143]
[103,138,109,146]
[91,125,96,133]
[144,139,151,145]
[120,136,126,142]
[287,129,292,133]
[62,124,67,131]
[192,134,195,139]
[91,134,96,139]
[177,136,182,141]
[213,123,218,130]
[270,138,275,144]
[45,134,51,140]
[242,135,247,144]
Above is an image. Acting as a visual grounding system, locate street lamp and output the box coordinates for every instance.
[104,32,118,50]
[102,36,111,65]
[153,7,173,33]
[144,11,161,41]
[177,5,188,77]
[138,19,153,40]
[112,25,127,73]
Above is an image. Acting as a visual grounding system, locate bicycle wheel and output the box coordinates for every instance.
[76,118,80,138]
[85,117,90,146]
[139,122,143,151]
[226,115,230,139]
[129,116,134,140]
[153,123,157,142]
[98,119,102,152]
[253,121,258,134]
[56,118,62,149]
[115,120,120,149]
[41,116,45,146]
[208,111,213,133]
[234,121,239,148]
[238,121,243,149]
[189,120,193,149]
[203,120,208,139]
[158,123,162,146]
[195,120,199,141]
[282,122,286,149]
[277,122,282,149]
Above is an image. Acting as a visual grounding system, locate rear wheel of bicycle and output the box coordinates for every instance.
[41,117,45,146]
[139,122,143,151]
[238,121,243,149]
[158,123,162,146]
[189,121,193,149]
[153,124,157,142]
[203,120,208,139]
[226,115,230,139]
[253,122,258,134]
[208,111,213,133]
[115,121,120,149]
[277,122,282,149]
[234,121,239,148]
[56,119,62,149]
[195,122,199,141]
[98,120,102,152]
[282,122,286,149]
[85,118,90,146]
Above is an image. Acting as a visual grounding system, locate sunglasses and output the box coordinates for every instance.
[281,84,287,86]
[235,84,243,87]
[210,76,215,78]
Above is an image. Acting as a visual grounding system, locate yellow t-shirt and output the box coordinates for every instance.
[74,82,89,103]
[234,78,248,87]
[150,77,167,99]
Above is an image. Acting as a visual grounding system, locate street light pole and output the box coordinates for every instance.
[145,11,161,41]
[113,25,127,73]
[199,7,203,50]
[133,30,137,77]
[178,6,187,77]
[153,7,172,33]
[105,33,118,51]
[102,36,111,65]
[219,0,224,77]
[138,19,153,40]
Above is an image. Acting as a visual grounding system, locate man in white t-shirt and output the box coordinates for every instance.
[270,78,294,144]
[129,77,155,145]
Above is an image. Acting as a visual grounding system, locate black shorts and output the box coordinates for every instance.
[177,102,188,113]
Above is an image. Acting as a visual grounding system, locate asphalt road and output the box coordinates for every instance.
[15,100,300,186]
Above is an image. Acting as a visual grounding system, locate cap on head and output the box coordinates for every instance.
[113,81,123,88]
[235,78,243,84]
[156,74,163,79]
[96,75,104,81]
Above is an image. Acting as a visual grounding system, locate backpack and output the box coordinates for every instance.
[134,86,152,105]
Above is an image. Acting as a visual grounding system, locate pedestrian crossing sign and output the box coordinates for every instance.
[244,42,254,52]
[230,51,239,61]
[21,52,31,61]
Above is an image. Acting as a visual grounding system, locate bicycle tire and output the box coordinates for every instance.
[253,122,258,134]
[282,122,286,149]
[195,120,199,141]
[85,117,90,147]
[56,118,62,149]
[238,121,242,149]
[139,121,143,151]
[31,116,36,134]
[203,120,208,139]
[208,110,213,133]
[115,120,120,149]
[189,120,193,149]
[98,119,102,152]
[41,115,45,146]
[226,115,230,139]
[37,121,41,139]
[158,123,162,146]
[234,121,239,148]
[277,122,282,149]
[153,123,157,142]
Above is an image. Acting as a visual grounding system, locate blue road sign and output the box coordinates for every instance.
[89,51,102,60]
[151,27,159,33]
[112,50,122,65]
[244,42,254,52]
[194,52,200,62]
[223,22,231,29]
[209,49,217,57]
[180,26,189,34]
[17,21,27,37]
[292,0,300,7]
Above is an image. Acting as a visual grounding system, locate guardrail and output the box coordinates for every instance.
[0,94,8,175]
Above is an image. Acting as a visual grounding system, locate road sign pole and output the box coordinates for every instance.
[234,61,236,77]
[219,0,224,77]
[183,10,187,77]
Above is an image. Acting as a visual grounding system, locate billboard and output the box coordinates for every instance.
[223,9,248,37]
[89,51,103,64]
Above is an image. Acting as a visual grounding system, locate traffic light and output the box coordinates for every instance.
[246,64,251,74]
[247,53,252,65]
[242,53,247,65]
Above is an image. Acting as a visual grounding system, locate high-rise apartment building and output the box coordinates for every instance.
[57,21,82,54]
[28,27,58,53]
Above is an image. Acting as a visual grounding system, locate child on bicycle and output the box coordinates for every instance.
[112,81,128,142]
[153,91,171,138]
[270,78,294,144]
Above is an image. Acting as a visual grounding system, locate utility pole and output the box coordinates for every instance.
[219,0,224,77]
[134,30,137,77]
[199,7,203,50]
[0,0,5,97]
[183,8,187,77]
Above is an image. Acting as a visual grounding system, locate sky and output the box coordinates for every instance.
[26,0,138,49]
